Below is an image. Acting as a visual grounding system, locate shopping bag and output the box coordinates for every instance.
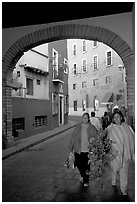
[64,152,75,169]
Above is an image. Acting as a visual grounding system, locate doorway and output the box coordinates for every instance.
[59,95,64,125]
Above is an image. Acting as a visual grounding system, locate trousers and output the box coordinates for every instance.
[74,152,90,184]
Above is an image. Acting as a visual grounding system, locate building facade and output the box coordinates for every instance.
[48,40,69,129]
[67,39,127,117]
[12,40,68,139]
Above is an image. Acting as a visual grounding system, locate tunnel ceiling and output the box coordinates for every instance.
[2,2,134,29]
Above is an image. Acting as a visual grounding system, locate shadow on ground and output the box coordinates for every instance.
[53,181,132,202]
[53,167,134,202]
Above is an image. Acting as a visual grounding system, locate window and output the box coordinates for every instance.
[17,71,20,77]
[93,55,98,70]
[64,58,68,74]
[94,98,99,111]
[52,48,58,78]
[93,79,99,87]
[35,116,47,128]
[73,44,77,56]
[73,63,77,74]
[82,100,86,111]
[12,117,25,131]
[121,73,124,82]
[93,41,98,48]
[60,84,63,93]
[82,59,87,72]
[26,78,33,95]
[73,84,76,89]
[74,100,77,111]
[64,95,69,114]
[117,94,122,101]
[36,79,41,85]
[86,94,89,108]
[82,81,86,88]
[52,93,58,115]
[106,50,112,66]
[82,40,87,52]
[106,76,112,84]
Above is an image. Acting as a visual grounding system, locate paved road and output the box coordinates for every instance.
[2,127,134,202]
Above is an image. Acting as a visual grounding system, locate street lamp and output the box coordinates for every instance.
[118,64,124,71]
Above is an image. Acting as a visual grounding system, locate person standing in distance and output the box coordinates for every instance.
[101,111,110,130]
[90,111,102,131]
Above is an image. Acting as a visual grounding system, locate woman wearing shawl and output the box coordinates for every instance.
[106,109,135,195]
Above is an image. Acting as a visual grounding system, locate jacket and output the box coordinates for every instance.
[69,122,97,154]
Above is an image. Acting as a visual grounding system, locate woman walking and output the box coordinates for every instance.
[106,109,135,195]
[69,112,97,187]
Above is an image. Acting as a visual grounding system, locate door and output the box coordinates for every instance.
[59,95,64,125]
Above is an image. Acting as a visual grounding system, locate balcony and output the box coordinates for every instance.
[52,66,64,84]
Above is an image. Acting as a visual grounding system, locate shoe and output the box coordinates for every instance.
[79,177,83,183]
[84,183,89,187]
[121,190,128,196]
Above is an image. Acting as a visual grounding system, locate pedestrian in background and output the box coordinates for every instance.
[69,112,97,187]
[90,111,102,131]
[106,109,135,195]
[121,106,128,123]
[101,111,110,130]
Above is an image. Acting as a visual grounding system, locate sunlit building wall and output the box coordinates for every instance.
[67,39,127,117]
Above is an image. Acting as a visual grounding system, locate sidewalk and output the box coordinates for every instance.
[2,120,76,160]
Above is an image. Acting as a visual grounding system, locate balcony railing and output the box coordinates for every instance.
[52,65,64,83]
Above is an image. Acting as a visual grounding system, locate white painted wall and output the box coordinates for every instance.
[69,107,107,117]
[34,43,48,56]
[67,39,127,117]
[22,45,49,72]
[12,44,49,100]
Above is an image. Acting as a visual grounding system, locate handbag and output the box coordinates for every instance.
[64,152,75,169]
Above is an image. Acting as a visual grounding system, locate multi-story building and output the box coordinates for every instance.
[48,40,69,128]
[12,40,69,139]
[67,39,127,117]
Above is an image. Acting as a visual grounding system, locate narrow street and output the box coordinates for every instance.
[2,2,135,202]
[2,125,134,202]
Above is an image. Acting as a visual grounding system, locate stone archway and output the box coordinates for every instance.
[2,24,134,145]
